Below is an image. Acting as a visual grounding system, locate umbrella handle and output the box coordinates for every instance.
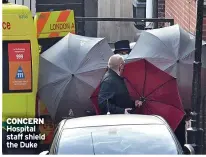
[106,99,110,114]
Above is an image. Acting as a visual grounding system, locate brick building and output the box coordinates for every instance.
[158,0,206,40]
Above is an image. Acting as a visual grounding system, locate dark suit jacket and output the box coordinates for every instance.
[98,69,135,114]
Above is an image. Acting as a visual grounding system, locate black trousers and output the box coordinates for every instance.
[174,119,186,148]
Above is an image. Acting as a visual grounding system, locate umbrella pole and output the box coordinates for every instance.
[187,0,204,154]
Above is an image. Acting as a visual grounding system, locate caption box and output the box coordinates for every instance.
[6,118,46,149]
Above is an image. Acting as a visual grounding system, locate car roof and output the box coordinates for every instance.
[63,114,165,129]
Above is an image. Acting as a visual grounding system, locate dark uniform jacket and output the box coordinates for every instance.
[174,118,186,148]
[98,69,135,114]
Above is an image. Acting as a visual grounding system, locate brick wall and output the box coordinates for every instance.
[158,0,165,18]
[158,0,165,27]
[164,0,206,40]
[204,18,206,40]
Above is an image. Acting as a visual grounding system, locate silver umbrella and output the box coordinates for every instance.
[126,24,206,109]
[38,33,113,123]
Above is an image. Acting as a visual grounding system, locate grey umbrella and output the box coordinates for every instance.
[126,24,206,109]
[38,33,113,123]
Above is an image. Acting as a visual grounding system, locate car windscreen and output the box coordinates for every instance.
[56,124,179,155]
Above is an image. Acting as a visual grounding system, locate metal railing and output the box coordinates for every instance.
[75,17,174,36]
[202,94,206,153]
[75,17,174,23]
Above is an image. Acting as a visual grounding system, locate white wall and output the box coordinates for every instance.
[97,0,138,43]
[146,0,154,27]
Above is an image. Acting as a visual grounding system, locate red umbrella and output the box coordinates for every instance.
[90,59,185,131]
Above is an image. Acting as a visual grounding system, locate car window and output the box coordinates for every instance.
[56,124,179,155]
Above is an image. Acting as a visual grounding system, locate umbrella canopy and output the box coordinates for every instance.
[91,59,185,131]
[126,24,206,109]
[38,33,113,123]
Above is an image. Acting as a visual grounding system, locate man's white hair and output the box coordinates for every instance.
[108,54,124,70]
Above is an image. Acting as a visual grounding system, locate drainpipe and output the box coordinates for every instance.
[146,0,154,28]
[153,0,158,28]
[187,0,204,154]
[202,95,206,152]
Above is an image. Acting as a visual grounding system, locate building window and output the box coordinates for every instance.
[204,0,206,16]
[132,0,146,18]
[132,0,146,29]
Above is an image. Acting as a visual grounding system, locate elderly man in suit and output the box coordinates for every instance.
[98,54,142,114]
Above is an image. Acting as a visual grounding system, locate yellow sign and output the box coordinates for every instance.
[35,10,75,38]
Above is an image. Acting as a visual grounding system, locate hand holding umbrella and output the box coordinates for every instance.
[122,59,185,131]
[125,108,133,114]
[91,59,185,130]
[126,24,206,110]
[135,100,143,108]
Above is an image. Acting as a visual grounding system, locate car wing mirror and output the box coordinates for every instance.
[183,144,195,155]
[39,150,49,155]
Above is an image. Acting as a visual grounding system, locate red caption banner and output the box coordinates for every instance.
[8,43,31,61]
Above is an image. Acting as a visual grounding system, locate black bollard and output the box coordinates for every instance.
[187,0,205,154]
[186,111,204,154]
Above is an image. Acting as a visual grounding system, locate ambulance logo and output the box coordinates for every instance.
[15,66,25,79]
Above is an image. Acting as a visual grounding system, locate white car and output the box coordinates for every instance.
[40,114,194,155]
